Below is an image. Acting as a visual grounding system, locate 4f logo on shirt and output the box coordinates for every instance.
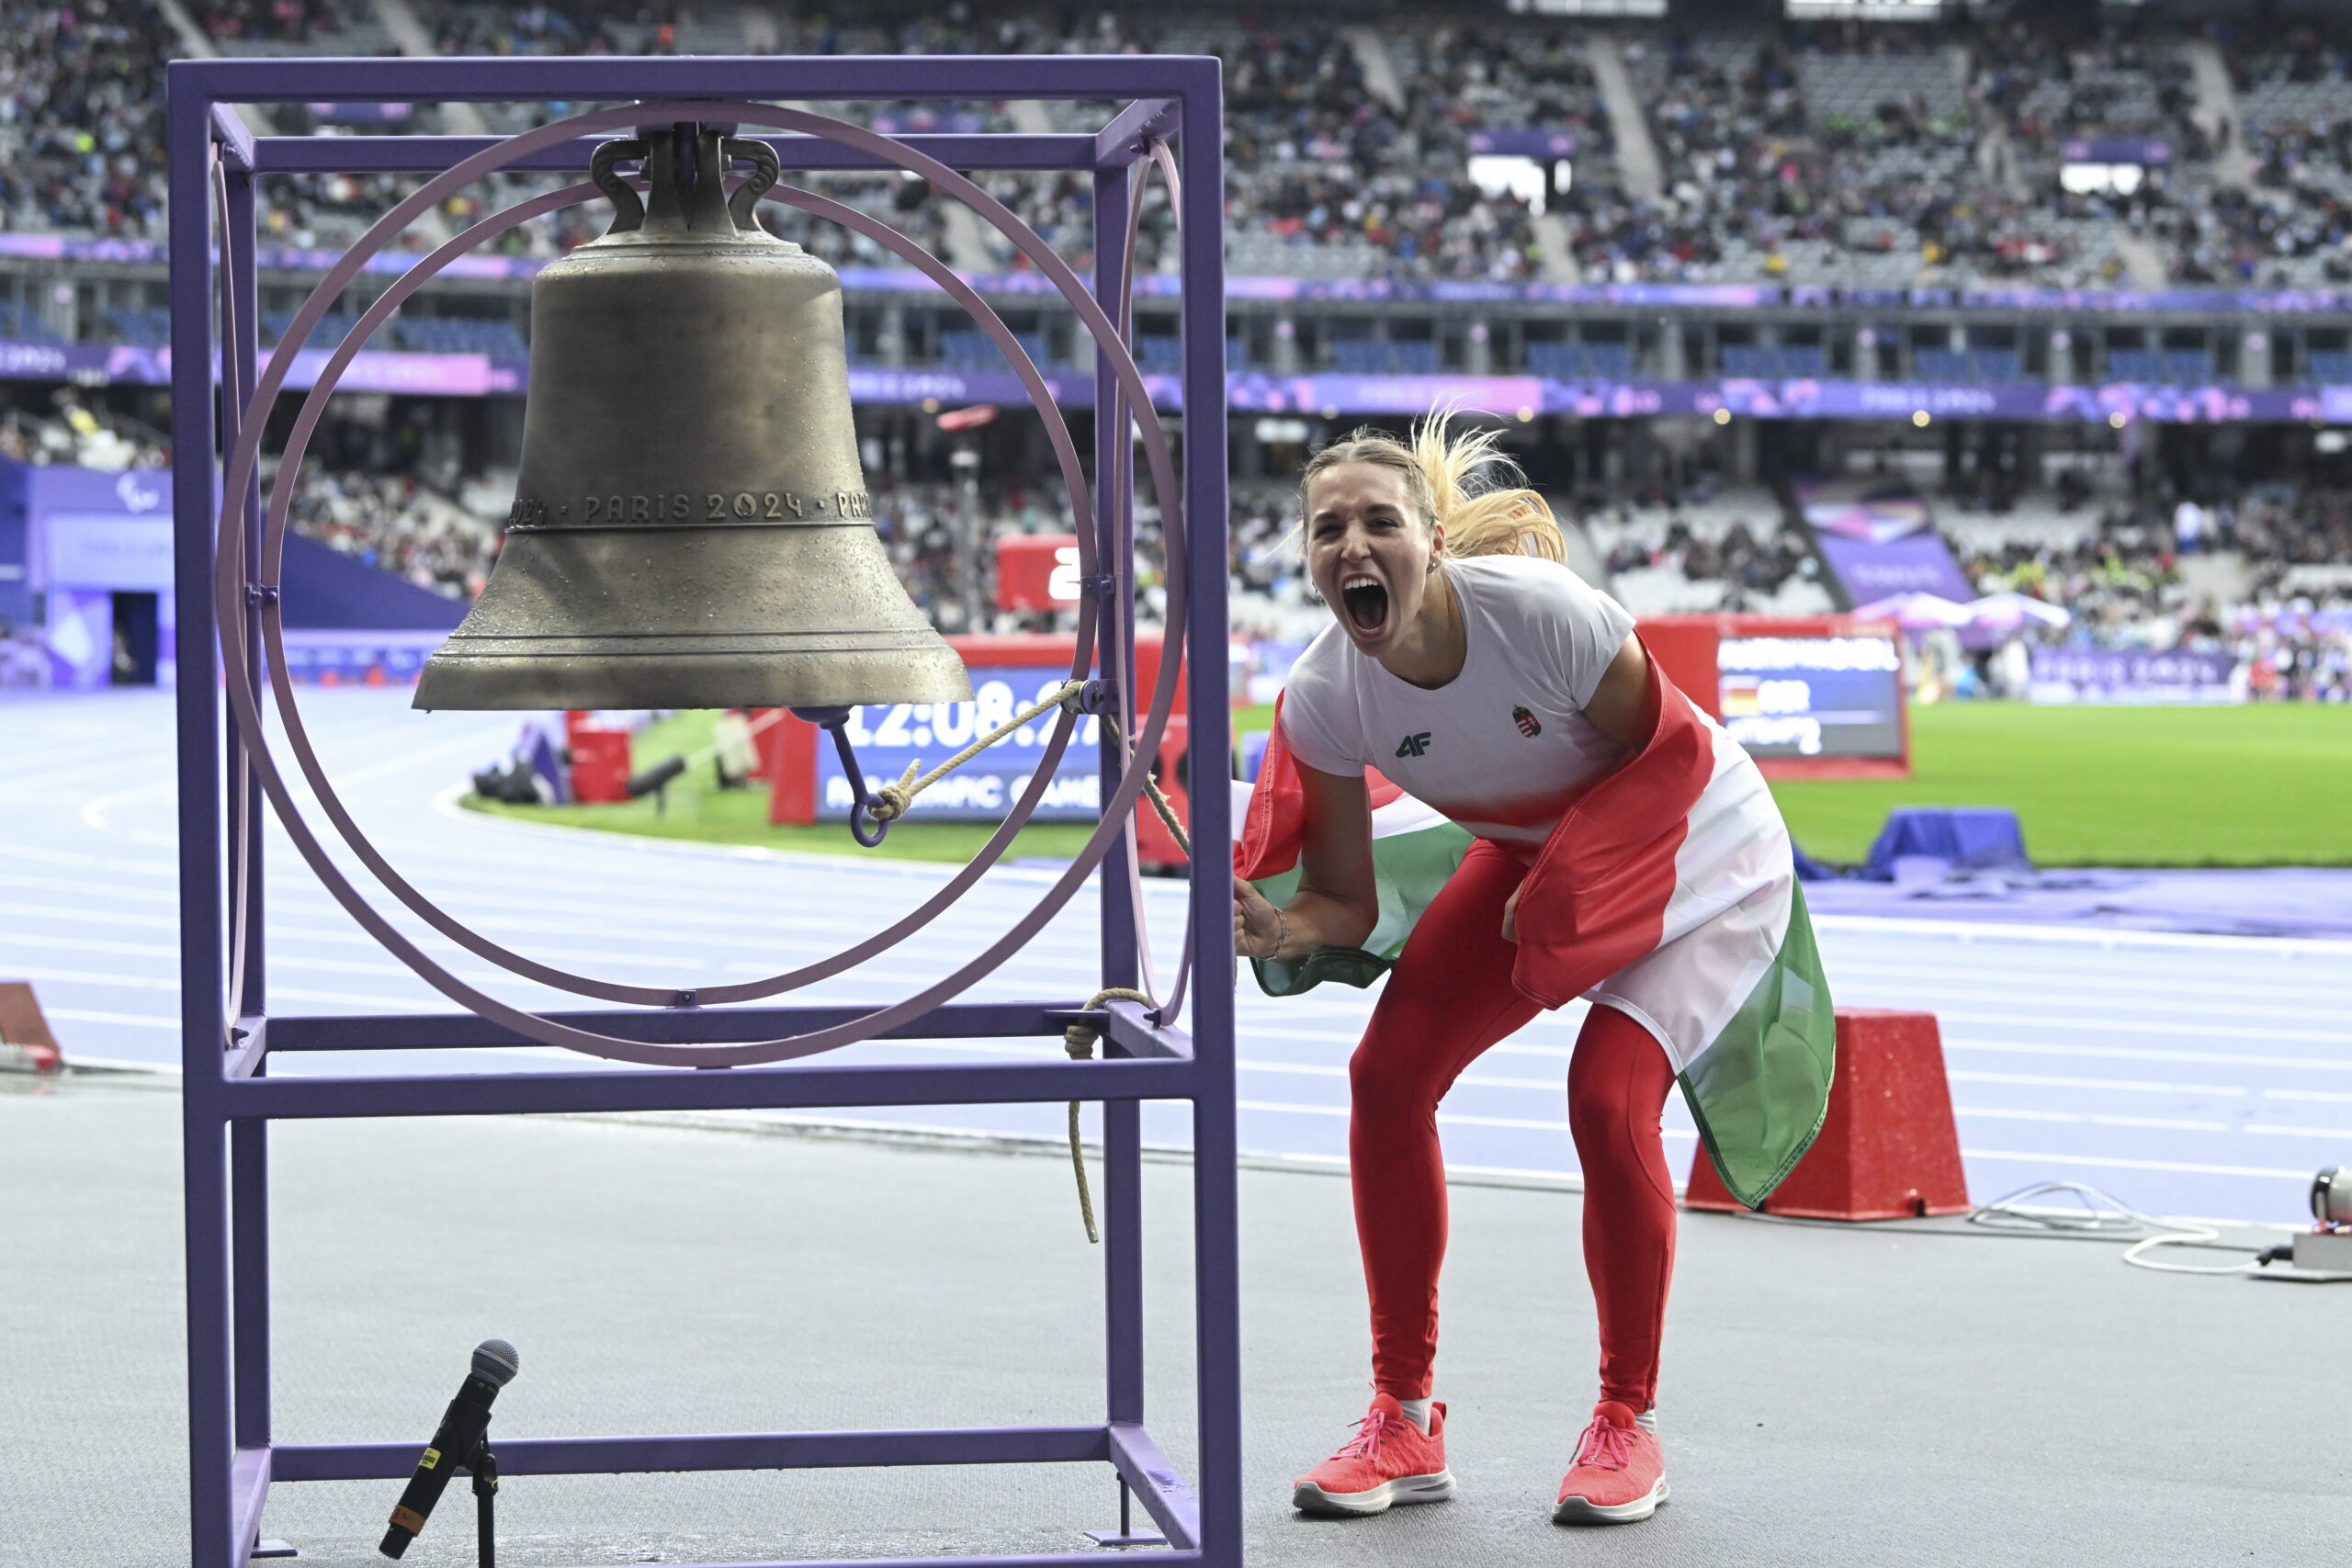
[1511,705,1542,739]
[1394,731,1432,759]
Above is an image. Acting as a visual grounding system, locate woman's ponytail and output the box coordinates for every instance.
[1301,407,1567,564]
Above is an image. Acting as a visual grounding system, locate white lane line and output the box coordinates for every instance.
[1959,1147,2317,1180]
[2264,1088,2352,1104]
[0,841,174,876]
[1944,1037,2352,1074]
[0,737,141,778]
[1238,1058,1568,1093]
[1814,914,2352,959]
[250,865,1110,955]
[4,966,439,1010]
[2244,1122,2352,1140]
[1955,1107,2233,1133]
[43,1008,179,1029]
[0,910,1106,990]
[1946,1068,2249,1097]
[0,872,177,906]
[1234,1099,1700,1137]
[1935,1010,2352,1046]
[1814,976,2352,1021]
[78,778,175,834]
[1821,953,2352,993]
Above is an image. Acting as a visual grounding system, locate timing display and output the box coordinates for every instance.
[1716,635,1904,761]
[816,668,1103,821]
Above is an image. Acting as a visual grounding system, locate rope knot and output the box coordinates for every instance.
[865,761,922,825]
[1060,988,1153,1245]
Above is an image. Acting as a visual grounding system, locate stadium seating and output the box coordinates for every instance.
[394,316,531,358]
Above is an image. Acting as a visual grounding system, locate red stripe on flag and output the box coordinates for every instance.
[1234,694,1403,880]
[1509,649,1714,1009]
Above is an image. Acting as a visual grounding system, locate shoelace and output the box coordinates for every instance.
[1336,1409,1404,1460]
[1573,1417,1635,1472]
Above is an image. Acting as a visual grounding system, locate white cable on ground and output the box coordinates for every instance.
[1968,1180,2260,1275]
[1724,1179,2343,1281]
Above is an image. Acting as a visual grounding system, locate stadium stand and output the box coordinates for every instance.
[0,0,2344,697]
[269,456,502,600]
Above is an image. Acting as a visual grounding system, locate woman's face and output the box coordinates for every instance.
[1305,461,1442,657]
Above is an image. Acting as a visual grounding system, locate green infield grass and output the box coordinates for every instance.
[464,702,2350,868]
[458,709,1100,864]
[1768,703,2352,867]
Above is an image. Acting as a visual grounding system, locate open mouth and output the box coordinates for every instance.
[1340,575,1390,637]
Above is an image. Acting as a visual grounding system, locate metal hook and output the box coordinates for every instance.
[791,706,890,847]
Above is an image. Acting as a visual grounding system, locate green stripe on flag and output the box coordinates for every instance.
[1678,881,1838,1210]
[1247,822,1474,998]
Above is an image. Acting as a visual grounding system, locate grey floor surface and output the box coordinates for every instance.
[5,1077,2347,1568]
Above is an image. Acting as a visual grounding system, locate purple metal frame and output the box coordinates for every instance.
[167,56,1233,1568]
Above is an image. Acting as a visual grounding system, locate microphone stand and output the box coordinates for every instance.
[469,1439,500,1568]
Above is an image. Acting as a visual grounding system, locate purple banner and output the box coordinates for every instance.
[1813,530,1976,605]
[305,102,415,125]
[14,229,2352,314]
[867,108,989,136]
[0,340,513,395]
[0,333,2336,425]
[1225,373,1547,417]
[1466,129,1577,158]
[2063,136,2171,166]
[2028,649,2238,705]
[1793,477,1932,544]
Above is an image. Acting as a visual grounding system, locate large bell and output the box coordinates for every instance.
[414,126,973,712]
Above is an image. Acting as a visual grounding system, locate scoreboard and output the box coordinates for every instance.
[1717,632,1905,764]
[1638,615,1909,780]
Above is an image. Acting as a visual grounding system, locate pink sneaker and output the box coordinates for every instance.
[1552,1400,1668,1525]
[1291,1393,1455,1516]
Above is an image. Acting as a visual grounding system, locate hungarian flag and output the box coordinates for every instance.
[1233,671,1837,1210]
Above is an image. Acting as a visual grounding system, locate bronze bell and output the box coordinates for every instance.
[414,126,973,712]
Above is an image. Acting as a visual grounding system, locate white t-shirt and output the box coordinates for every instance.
[1278,555,1639,849]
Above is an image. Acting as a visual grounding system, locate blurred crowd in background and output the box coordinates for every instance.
[0,1,2346,701]
[22,1,2352,286]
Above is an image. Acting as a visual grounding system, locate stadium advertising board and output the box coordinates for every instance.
[2028,649,2237,705]
[815,671,1105,822]
[1795,477,1979,609]
[995,535,1083,613]
[1718,632,1906,764]
[1639,615,1909,780]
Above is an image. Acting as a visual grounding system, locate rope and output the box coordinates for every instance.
[1101,714,1191,860]
[864,679,1088,824]
[1061,987,1153,1243]
[812,682,1187,1243]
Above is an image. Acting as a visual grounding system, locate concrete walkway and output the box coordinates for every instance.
[5,1078,2346,1568]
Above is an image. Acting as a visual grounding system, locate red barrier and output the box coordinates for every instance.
[569,729,633,805]
[1684,1007,1970,1221]
[0,982,64,1074]
[764,709,820,825]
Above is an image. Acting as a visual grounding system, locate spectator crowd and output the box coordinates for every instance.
[17,5,2352,287]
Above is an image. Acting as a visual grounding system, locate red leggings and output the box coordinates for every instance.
[1350,839,1679,1410]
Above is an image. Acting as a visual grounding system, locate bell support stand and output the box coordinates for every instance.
[167,56,1233,1568]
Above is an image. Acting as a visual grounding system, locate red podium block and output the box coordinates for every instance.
[1684,1007,1970,1220]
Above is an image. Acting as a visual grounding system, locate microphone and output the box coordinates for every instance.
[379,1339,519,1559]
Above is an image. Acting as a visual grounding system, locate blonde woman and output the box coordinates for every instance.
[1233,412,1832,1526]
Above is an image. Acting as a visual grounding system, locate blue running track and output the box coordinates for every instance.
[3,688,2346,1226]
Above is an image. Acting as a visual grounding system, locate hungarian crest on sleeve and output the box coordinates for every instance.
[1511,705,1542,739]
